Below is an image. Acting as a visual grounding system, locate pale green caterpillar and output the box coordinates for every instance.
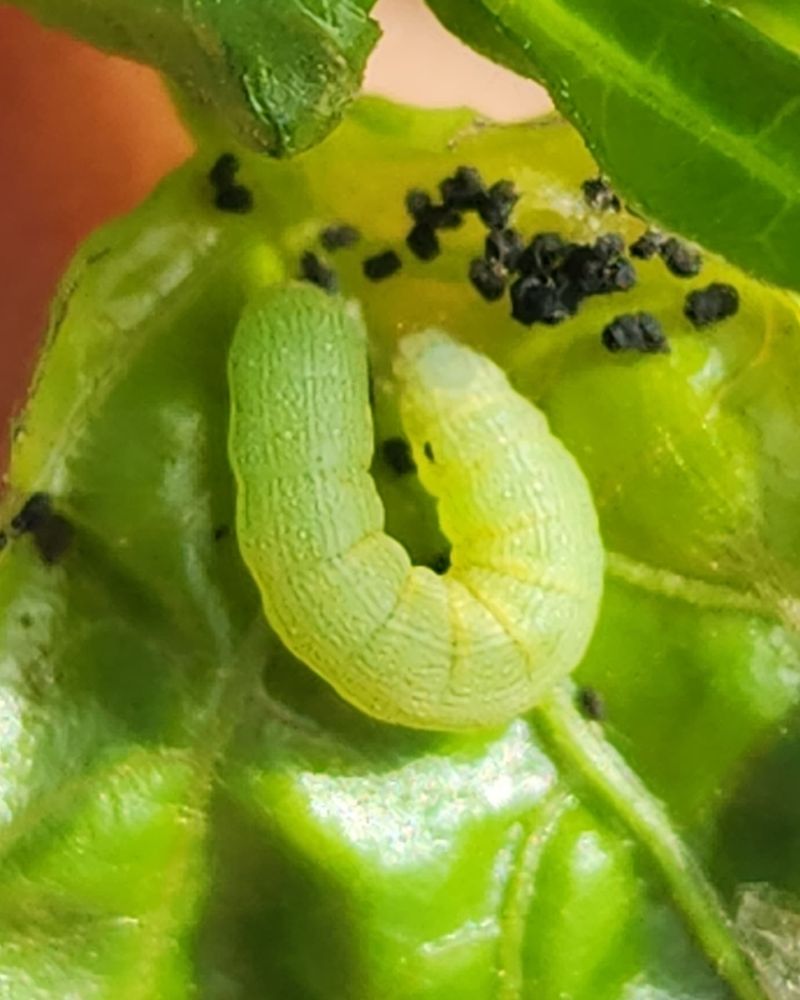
[229,287,767,999]
[228,283,605,730]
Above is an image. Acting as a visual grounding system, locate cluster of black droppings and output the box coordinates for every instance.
[563,234,636,295]
[577,685,606,721]
[363,250,402,282]
[300,251,337,294]
[508,231,637,327]
[472,220,638,320]
[381,437,417,476]
[213,525,230,542]
[320,223,361,252]
[208,153,253,214]
[296,168,731,361]
[438,167,519,227]
[304,166,523,290]
[582,177,621,213]
[403,167,521,269]
[429,551,451,575]
[426,169,521,301]
[660,237,702,278]
[684,283,739,327]
[602,312,669,354]
[404,181,464,262]
[10,492,74,565]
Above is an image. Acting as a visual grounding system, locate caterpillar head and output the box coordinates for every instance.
[393,328,547,483]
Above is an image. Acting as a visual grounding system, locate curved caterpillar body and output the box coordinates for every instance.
[228,284,604,730]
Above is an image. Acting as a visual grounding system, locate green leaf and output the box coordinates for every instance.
[10,0,380,155]
[718,1,800,54]
[426,0,800,294]
[2,99,799,997]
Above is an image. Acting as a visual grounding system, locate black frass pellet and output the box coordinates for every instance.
[320,223,361,251]
[478,180,519,229]
[31,515,73,564]
[577,686,606,720]
[630,229,665,260]
[381,437,417,476]
[561,237,636,297]
[363,250,402,281]
[469,259,507,302]
[406,188,431,220]
[405,189,462,230]
[11,493,74,564]
[602,312,669,354]
[300,251,337,293]
[582,176,621,212]
[485,228,525,271]
[594,233,626,259]
[510,275,572,326]
[439,166,487,211]
[684,283,739,327]
[429,551,451,576]
[406,223,440,261]
[660,237,702,278]
[516,233,571,279]
[209,153,253,214]
[214,185,254,214]
[209,153,240,191]
[11,493,52,534]
[607,258,637,291]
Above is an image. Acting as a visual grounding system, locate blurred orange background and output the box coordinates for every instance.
[0,0,549,461]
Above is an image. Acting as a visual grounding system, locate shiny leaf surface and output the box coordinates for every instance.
[2,101,799,998]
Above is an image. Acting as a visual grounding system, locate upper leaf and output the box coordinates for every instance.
[11,0,381,155]
[719,0,800,54]
[427,0,800,294]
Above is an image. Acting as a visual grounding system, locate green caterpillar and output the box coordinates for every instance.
[228,283,605,730]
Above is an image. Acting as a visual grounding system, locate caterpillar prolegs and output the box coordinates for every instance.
[228,284,604,730]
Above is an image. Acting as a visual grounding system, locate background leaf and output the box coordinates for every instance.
[9,0,381,156]
[718,1,800,54]
[426,0,800,295]
[1,100,799,997]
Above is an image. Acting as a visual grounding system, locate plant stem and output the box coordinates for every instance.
[533,682,768,1000]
